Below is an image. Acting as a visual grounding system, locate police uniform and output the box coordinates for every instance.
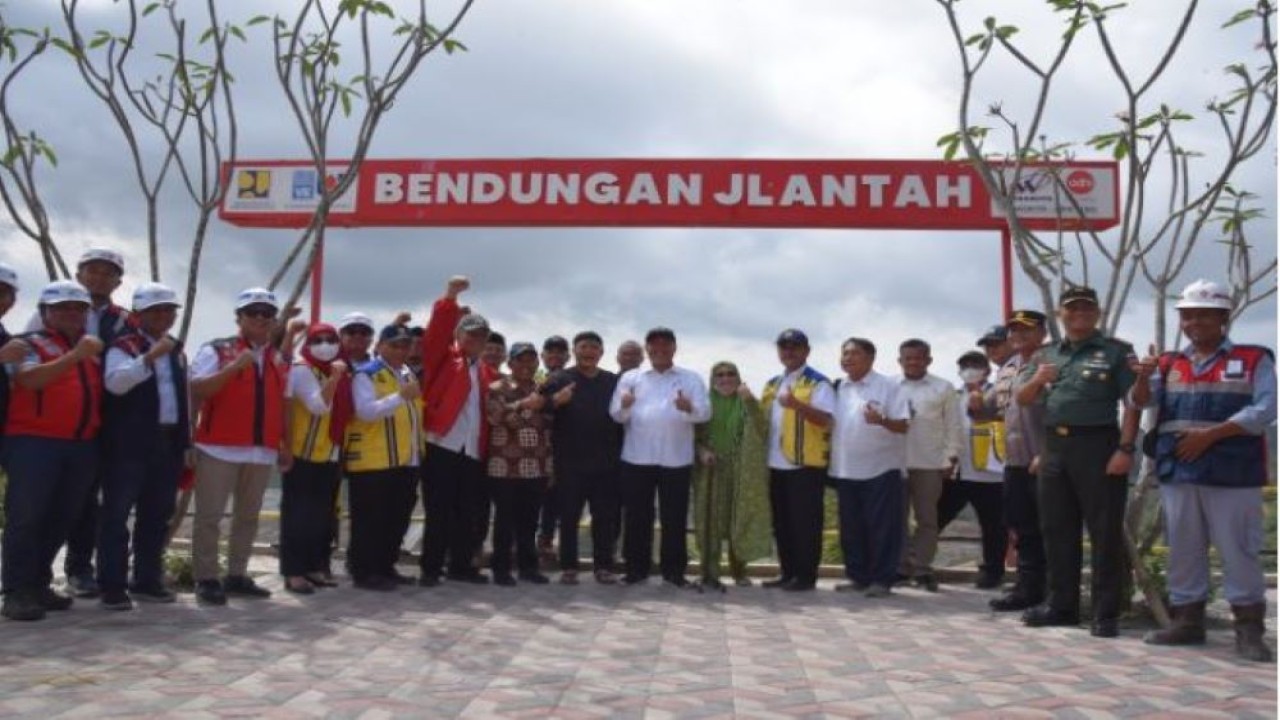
[1020,287,1137,634]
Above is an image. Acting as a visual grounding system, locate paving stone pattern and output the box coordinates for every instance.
[0,567,1274,719]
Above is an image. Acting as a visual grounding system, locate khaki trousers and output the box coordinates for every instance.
[192,450,272,581]
[899,468,945,576]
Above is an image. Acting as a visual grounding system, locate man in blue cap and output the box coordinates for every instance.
[760,329,834,592]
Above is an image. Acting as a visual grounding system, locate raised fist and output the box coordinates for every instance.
[446,276,470,299]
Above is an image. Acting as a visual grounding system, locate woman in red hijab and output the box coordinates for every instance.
[279,324,350,593]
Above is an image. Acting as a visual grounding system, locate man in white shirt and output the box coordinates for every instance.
[609,327,711,587]
[760,329,834,592]
[896,338,963,592]
[98,283,188,611]
[830,338,910,597]
[188,288,290,606]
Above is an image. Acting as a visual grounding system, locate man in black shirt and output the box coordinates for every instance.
[541,331,624,584]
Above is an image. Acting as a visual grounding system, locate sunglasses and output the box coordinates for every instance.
[309,336,340,345]
[714,371,738,378]
[341,327,373,337]
[240,307,278,319]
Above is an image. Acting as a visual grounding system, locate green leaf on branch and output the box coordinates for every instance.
[247,15,272,27]
[1222,8,1257,28]
[443,38,467,54]
[142,2,160,17]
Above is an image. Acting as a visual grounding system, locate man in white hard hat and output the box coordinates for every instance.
[1132,279,1276,662]
[338,312,376,366]
[1,281,103,621]
[188,287,290,605]
[22,249,135,599]
[97,283,189,611]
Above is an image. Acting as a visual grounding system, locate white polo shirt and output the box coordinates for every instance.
[829,370,910,481]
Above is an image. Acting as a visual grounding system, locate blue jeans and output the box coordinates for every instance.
[835,470,904,586]
[1,436,97,594]
[97,430,183,592]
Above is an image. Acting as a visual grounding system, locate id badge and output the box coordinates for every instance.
[1223,358,1246,380]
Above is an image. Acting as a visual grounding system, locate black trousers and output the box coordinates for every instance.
[97,429,183,593]
[1039,430,1128,620]
[490,477,546,576]
[620,462,691,580]
[768,467,826,584]
[937,478,1008,578]
[63,464,103,577]
[538,483,559,540]
[420,445,487,578]
[557,467,620,572]
[279,459,342,577]
[1003,465,1046,598]
[347,467,417,581]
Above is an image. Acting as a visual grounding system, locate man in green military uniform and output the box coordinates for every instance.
[1015,286,1140,638]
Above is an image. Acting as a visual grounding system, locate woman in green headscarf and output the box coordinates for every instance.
[693,361,772,591]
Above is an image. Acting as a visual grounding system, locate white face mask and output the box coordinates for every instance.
[310,342,340,362]
[959,367,986,384]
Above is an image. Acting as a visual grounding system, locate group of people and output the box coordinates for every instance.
[0,250,1272,663]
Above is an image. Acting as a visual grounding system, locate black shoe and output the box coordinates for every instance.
[974,573,1004,590]
[417,575,441,588]
[621,573,647,586]
[1022,606,1079,627]
[989,592,1040,612]
[446,570,490,585]
[284,578,316,595]
[305,573,339,588]
[2,592,46,621]
[893,573,912,587]
[36,587,74,611]
[196,580,227,606]
[130,585,178,603]
[389,571,416,586]
[915,574,939,593]
[67,573,100,599]
[223,575,272,598]
[1090,618,1119,638]
[100,589,134,611]
[519,571,550,585]
[835,581,870,593]
[353,576,397,592]
[762,576,793,589]
[663,575,691,589]
[782,579,816,592]
[493,574,517,587]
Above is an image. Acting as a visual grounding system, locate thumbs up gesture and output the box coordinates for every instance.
[1133,343,1159,379]
[674,388,693,413]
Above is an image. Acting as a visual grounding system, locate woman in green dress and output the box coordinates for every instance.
[693,361,773,591]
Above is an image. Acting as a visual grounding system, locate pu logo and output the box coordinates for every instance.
[1065,170,1095,195]
[237,170,272,199]
[1009,170,1052,195]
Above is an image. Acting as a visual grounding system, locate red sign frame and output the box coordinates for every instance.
[218,158,1120,232]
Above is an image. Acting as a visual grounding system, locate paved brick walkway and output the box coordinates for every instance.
[1,563,1274,719]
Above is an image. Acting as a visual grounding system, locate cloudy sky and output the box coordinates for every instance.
[3,0,1275,389]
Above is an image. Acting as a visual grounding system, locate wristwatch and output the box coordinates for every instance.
[1117,442,1136,454]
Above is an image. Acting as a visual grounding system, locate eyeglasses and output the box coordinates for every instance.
[239,307,277,319]
[309,336,339,345]
[341,327,373,337]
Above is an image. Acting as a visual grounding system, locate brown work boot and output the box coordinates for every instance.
[1144,601,1207,646]
[1231,603,1273,662]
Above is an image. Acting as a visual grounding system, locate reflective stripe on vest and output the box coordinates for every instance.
[344,365,421,472]
[289,365,336,463]
[1154,345,1271,487]
[761,368,831,468]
